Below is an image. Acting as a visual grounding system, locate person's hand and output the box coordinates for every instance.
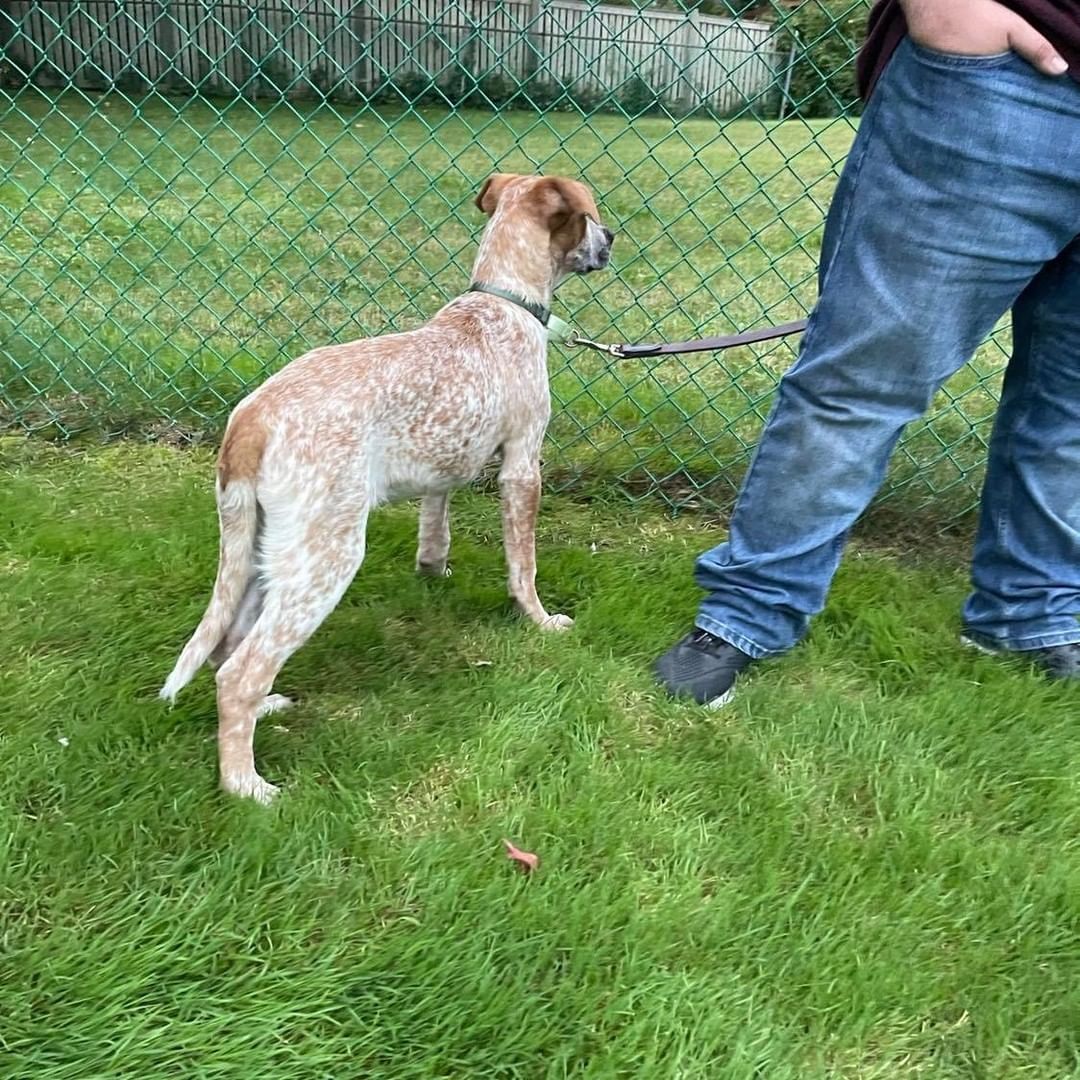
[900,0,1069,75]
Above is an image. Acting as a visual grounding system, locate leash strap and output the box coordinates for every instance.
[570,317,809,358]
[465,284,807,358]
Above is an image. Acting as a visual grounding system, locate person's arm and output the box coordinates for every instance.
[900,0,1068,75]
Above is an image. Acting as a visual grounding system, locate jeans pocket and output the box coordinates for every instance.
[907,39,1014,68]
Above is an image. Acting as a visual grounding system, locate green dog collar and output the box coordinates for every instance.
[467,282,551,327]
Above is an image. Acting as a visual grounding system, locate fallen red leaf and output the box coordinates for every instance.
[503,839,539,874]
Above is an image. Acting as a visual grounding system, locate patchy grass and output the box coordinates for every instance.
[2,439,1078,1078]
[1,91,1005,514]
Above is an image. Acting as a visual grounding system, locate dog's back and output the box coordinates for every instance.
[234,293,548,500]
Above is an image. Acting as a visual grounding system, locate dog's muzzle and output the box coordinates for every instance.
[575,222,614,273]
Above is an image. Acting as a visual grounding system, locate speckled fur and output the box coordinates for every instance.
[160,174,613,803]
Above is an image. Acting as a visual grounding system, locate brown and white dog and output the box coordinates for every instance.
[160,173,614,803]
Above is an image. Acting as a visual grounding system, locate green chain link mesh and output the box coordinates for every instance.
[0,1,1006,519]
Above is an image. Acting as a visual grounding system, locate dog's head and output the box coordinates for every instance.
[476,173,614,275]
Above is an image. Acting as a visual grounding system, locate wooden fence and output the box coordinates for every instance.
[3,1,783,114]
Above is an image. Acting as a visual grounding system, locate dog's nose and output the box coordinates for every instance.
[598,227,614,267]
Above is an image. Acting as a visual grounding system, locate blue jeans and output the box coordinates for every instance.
[696,38,1080,658]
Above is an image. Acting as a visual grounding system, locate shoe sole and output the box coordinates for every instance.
[705,687,735,709]
[959,634,998,657]
[961,633,1080,680]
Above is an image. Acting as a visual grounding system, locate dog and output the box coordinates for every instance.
[160,173,614,803]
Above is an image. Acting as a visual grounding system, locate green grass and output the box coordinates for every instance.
[3,439,1079,1078]
[0,90,1006,516]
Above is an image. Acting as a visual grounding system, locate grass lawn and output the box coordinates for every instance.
[1,91,1006,516]
[3,438,1079,1078]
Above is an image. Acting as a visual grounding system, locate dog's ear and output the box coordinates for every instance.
[531,176,600,230]
[476,173,518,215]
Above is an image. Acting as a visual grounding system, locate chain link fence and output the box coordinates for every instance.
[0,1,1006,518]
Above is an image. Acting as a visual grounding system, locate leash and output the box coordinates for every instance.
[466,281,808,359]
[557,317,809,359]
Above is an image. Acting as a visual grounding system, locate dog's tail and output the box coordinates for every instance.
[159,414,266,704]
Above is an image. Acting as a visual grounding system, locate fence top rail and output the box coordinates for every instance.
[540,2,775,33]
[12,0,776,33]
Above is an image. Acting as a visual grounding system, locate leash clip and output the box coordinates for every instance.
[566,334,624,358]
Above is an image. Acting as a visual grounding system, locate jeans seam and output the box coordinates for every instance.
[997,294,1049,551]
[813,87,883,306]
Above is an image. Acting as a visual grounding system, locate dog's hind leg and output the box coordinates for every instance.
[210,575,295,717]
[416,493,452,577]
[214,500,369,803]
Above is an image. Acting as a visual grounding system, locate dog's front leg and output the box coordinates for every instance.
[498,454,572,631]
[416,494,451,576]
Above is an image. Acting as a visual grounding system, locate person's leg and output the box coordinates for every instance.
[962,241,1080,656]
[686,41,1080,664]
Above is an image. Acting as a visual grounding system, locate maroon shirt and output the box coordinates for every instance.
[857,0,1080,98]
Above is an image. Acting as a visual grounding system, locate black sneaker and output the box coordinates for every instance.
[654,629,756,708]
[960,633,1080,680]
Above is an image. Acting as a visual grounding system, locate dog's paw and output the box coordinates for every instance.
[416,560,452,578]
[540,613,574,632]
[256,694,294,719]
[221,772,280,805]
